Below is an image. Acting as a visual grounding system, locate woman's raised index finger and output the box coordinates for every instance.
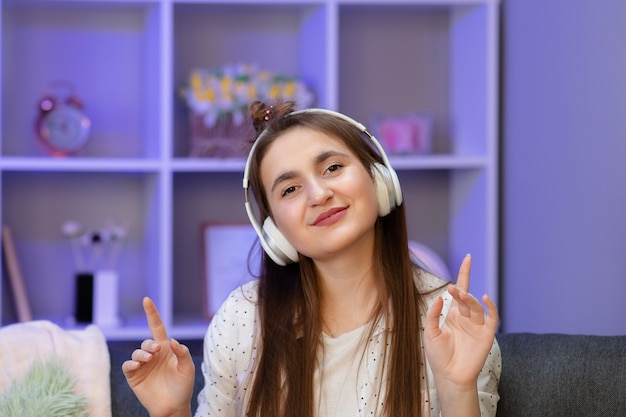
[143,296,168,342]
[455,253,472,293]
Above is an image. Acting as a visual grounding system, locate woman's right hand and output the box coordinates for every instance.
[122,297,196,417]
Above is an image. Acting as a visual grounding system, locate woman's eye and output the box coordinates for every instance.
[326,163,342,173]
[281,185,297,197]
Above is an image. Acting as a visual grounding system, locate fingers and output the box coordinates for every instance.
[170,338,195,373]
[447,284,469,316]
[455,253,472,293]
[452,254,494,325]
[122,359,139,375]
[141,339,161,352]
[459,290,486,325]
[122,339,161,375]
[169,338,189,359]
[448,282,501,332]
[483,294,500,332]
[425,295,444,337]
[143,296,169,342]
[132,340,159,362]
[448,284,488,325]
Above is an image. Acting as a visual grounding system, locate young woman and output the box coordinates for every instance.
[123,101,501,417]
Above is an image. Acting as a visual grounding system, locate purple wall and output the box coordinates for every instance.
[502,0,626,334]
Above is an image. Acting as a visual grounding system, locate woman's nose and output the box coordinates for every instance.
[307,179,333,206]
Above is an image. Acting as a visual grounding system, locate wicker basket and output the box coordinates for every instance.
[188,113,252,158]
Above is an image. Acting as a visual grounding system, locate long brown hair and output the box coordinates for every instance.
[245,101,427,417]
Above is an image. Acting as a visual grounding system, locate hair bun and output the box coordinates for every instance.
[249,100,296,135]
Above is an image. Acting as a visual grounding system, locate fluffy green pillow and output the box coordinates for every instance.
[0,355,88,417]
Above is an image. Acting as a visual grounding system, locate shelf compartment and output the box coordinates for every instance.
[172,171,251,322]
[1,170,164,327]
[338,3,492,157]
[399,168,492,296]
[1,1,163,158]
[172,2,329,157]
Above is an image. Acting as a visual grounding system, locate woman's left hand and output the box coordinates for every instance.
[424,254,499,389]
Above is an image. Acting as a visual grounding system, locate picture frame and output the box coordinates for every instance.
[370,112,433,155]
[202,223,261,318]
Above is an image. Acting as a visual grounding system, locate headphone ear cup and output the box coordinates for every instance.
[372,162,403,216]
[261,217,299,265]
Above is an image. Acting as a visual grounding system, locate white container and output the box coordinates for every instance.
[93,270,121,328]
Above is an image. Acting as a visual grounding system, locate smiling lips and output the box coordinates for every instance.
[313,207,348,226]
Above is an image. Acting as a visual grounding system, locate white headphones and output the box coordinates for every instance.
[242,108,403,266]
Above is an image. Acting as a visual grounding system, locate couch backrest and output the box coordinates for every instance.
[109,334,626,417]
[496,333,626,417]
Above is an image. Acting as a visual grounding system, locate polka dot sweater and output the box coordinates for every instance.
[194,271,501,417]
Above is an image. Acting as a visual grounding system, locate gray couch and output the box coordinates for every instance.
[109,333,626,416]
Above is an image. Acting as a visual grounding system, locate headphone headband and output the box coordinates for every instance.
[243,108,402,266]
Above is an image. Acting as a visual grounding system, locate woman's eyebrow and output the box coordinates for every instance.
[270,171,296,193]
[315,150,348,164]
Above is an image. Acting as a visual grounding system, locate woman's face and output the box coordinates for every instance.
[259,126,379,263]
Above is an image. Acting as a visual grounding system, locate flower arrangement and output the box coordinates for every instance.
[180,63,315,129]
[179,63,314,157]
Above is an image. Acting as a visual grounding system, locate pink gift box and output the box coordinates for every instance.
[373,113,432,155]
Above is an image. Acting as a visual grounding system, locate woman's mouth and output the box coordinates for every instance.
[313,207,348,226]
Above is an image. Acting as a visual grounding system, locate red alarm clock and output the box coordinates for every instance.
[36,81,91,157]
